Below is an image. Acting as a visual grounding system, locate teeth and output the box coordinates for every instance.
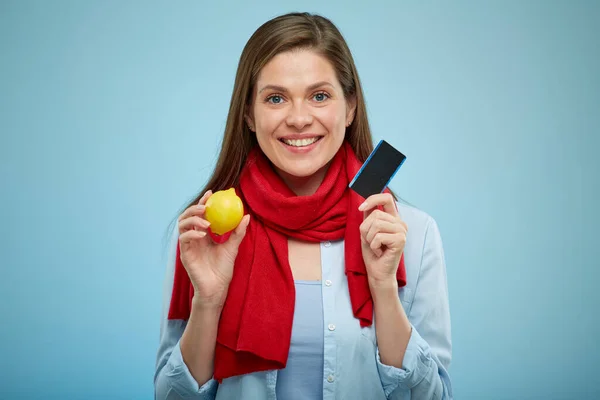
[282,137,319,147]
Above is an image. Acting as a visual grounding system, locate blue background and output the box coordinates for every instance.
[1,1,598,399]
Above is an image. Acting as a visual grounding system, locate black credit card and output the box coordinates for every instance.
[349,140,406,199]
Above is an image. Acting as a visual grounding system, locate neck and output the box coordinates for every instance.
[275,163,331,196]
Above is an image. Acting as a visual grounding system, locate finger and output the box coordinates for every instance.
[179,229,207,244]
[364,208,396,225]
[198,190,213,205]
[178,190,212,222]
[365,233,383,257]
[366,219,398,243]
[178,204,206,222]
[371,232,403,253]
[229,214,251,245]
[360,209,395,239]
[358,192,398,216]
[179,216,211,233]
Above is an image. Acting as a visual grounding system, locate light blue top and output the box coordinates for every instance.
[154,202,453,399]
[275,280,324,400]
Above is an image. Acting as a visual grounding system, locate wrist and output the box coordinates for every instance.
[368,276,398,292]
[369,279,399,302]
[192,289,228,312]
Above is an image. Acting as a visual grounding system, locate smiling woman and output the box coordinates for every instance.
[155,12,452,400]
[246,50,355,195]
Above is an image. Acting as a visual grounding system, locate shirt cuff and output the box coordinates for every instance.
[165,340,218,399]
[376,325,434,397]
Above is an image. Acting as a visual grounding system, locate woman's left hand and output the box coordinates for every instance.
[358,193,408,288]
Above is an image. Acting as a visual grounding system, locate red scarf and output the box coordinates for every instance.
[167,141,406,382]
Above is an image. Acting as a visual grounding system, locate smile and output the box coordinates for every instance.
[279,136,323,147]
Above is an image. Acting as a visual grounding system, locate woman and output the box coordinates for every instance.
[155,12,452,400]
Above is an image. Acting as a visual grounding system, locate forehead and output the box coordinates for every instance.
[256,49,339,89]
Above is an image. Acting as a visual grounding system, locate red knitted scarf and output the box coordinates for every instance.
[167,141,406,382]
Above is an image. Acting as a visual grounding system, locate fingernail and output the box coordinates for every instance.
[358,202,366,211]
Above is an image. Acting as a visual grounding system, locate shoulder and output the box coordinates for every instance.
[395,201,444,286]
[395,200,437,241]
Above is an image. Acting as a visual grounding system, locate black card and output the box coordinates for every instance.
[349,140,406,199]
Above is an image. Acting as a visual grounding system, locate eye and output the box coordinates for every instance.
[313,92,330,102]
[266,95,284,104]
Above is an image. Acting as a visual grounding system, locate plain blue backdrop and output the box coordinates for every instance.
[1,1,598,399]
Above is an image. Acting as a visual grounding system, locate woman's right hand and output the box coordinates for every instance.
[177,190,251,308]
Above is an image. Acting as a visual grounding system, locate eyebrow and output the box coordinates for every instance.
[258,81,334,94]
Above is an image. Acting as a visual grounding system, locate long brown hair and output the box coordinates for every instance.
[172,12,390,230]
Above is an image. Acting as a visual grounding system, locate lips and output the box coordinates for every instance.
[278,136,324,147]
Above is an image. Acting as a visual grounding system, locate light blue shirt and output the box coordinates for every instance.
[275,280,324,399]
[154,202,453,399]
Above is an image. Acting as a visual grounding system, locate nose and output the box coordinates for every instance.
[285,101,313,130]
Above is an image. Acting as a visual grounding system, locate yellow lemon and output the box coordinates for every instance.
[205,188,244,235]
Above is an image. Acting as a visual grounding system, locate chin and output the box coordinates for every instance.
[277,160,325,178]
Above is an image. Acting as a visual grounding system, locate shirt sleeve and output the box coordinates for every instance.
[154,227,219,400]
[376,216,453,399]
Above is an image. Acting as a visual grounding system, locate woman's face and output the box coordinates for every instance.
[246,49,356,181]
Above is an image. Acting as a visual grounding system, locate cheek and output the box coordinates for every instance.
[255,110,287,138]
[317,105,346,132]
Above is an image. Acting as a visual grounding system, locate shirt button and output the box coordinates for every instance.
[325,280,332,287]
[324,241,331,247]
[328,323,336,331]
[327,374,335,383]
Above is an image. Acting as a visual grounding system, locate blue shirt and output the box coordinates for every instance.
[275,280,324,399]
[154,202,453,399]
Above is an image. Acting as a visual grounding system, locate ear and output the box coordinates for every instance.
[244,111,255,132]
[346,95,357,127]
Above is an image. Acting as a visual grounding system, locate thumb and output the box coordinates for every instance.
[228,214,251,246]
